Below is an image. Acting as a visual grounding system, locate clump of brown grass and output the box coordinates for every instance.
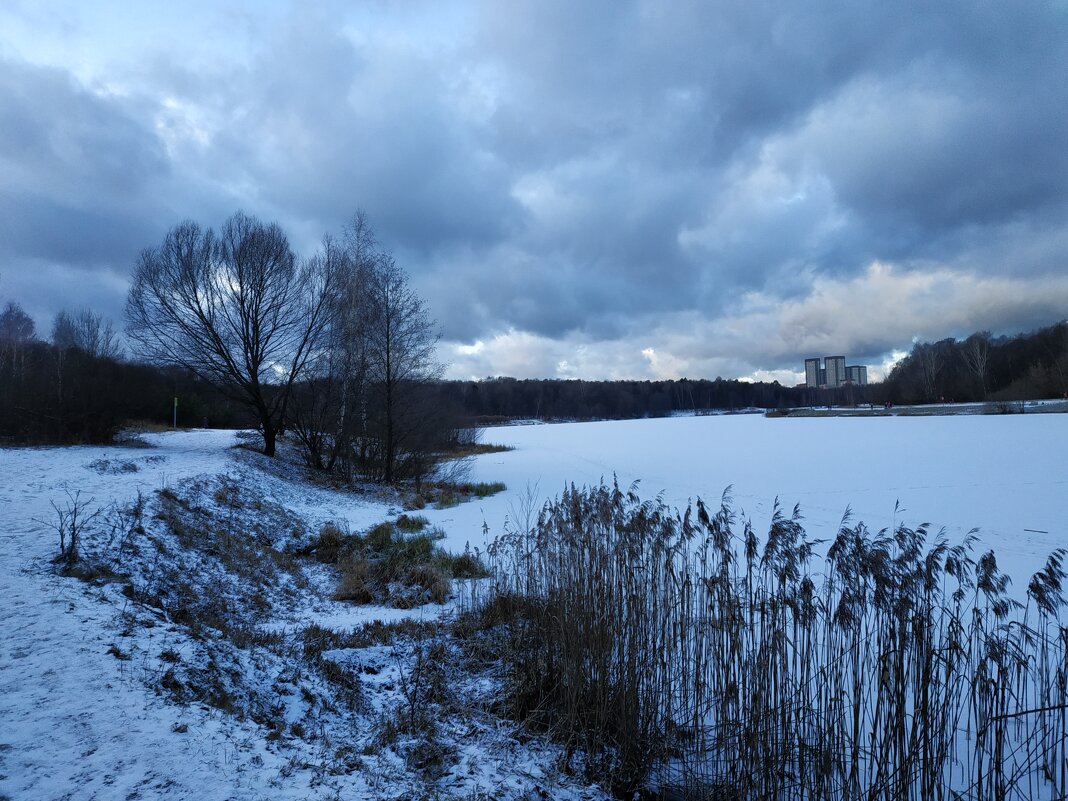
[395,514,429,533]
[307,522,346,563]
[333,520,488,608]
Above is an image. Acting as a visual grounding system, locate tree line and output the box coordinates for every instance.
[0,293,245,444]
[437,322,1068,420]
[2,210,453,488]
[4,235,1066,451]
[880,322,1068,404]
[433,376,808,421]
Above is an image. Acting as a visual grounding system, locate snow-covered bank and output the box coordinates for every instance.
[0,431,604,800]
[2,414,1064,799]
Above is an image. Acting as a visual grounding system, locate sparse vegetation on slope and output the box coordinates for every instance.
[27,462,574,800]
[305,518,488,608]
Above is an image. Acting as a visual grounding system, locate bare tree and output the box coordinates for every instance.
[363,255,442,483]
[0,301,35,343]
[289,236,359,471]
[52,308,123,360]
[330,214,378,476]
[288,210,449,484]
[0,300,36,377]
[962,331,991,400]
[126,212,339,456]
[916,341,944,402]
[289,212,383,475]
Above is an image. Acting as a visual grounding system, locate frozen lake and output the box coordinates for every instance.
[2,417,1064,799]
[428,412,1068,587]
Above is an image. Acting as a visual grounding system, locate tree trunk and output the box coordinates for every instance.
[384,387,394,483]
[262,423,277,457]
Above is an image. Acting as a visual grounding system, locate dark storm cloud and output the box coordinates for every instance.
[448,0,1068,343]
[165,13,523,255]
[0,58,171,266]
[2,0,1066,378]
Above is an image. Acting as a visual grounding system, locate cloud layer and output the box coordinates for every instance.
[1,0,1065,381]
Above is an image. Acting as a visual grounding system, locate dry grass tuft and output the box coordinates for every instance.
[332,520,487,608]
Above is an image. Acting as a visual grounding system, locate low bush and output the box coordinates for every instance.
[308,522,346,563]
[436,489,460,509]
[450,547,490,579]
[440,442,514,459]
[432,481,506,509]
[333,521,487,607]
[470,481,506,498]
[395,514,429,533]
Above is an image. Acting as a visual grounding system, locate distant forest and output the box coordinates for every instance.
[441,320,1068,420]
[879,322,1068,405]
[2,296,1066,446]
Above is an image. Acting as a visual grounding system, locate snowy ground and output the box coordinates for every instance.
[0,430,604,801]
[429,412,1068,593]
[2,414,1065,799]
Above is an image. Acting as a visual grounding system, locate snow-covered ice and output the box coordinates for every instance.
[429,413,1068,588]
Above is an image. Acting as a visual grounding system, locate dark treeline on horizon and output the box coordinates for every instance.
[0,338,247,444]
[1,298,250,444]
[440,320,1068,421]
[435,376,809,421]
[879,320,1068,405]
[2,297,1066,445]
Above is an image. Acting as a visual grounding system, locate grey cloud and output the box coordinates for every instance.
[0,58,173,264]
[183,16,522,255]
[0,258,130,336]
[777,73,1068,235]
[464,0,1068,323]
[3,0,1067,380]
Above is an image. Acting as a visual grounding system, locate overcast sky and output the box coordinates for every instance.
[1,1,1066,383]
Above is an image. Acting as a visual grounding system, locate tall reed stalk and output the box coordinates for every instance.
[485,480,1068,800]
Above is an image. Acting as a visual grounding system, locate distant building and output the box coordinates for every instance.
[801,356,866,389]
[825,355,846,388]
[804,358,820,388]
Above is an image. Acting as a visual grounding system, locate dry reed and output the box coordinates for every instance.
[483,480,1067,800]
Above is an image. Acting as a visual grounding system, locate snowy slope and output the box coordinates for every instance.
[0,432,305,800]
[0,431,605,801]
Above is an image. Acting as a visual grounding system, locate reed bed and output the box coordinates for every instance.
[484,481,1067,800]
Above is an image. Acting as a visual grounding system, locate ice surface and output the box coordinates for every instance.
[428,413,1068,590]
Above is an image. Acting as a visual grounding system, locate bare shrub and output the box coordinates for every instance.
[377,627,458,778]
[37,487,101,567]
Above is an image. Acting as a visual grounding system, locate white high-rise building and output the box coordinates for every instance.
[804,358,821,388]
[801,356,867,389]
[825,355,846,388]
